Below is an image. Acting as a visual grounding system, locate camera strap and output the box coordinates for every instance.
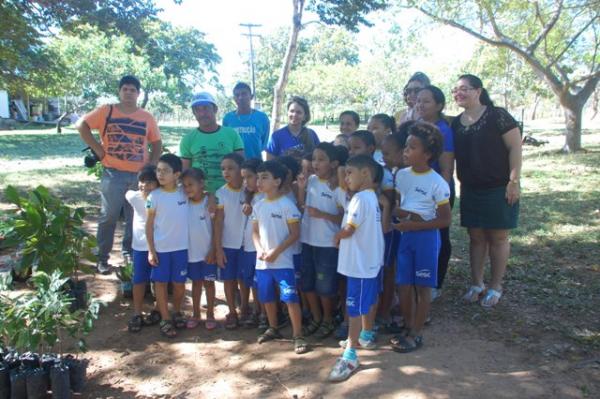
[101,105,114,140]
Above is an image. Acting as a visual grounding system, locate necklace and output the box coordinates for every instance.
[461,105,486,128]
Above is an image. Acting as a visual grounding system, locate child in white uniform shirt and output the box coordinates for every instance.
[329,154,385,382]
[391,122,451,353]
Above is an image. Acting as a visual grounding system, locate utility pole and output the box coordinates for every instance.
[240,23,261,105]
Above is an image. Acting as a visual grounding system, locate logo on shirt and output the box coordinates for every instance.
[271,213,283,219]
[320,192,332,200]
[177,200,187,205]
[416,269,431,278]
[415,187,428,196]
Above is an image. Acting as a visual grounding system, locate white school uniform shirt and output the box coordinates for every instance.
[251,195,301,270]
[394,167,450,221]
[216,184,246,249]
[125,190,148,251]
[334,187,351,226]
[242,192,265,252]
[284,190,302,255]
[188,196,212,262]
[146,187,188,253]
[338,189,384,279]
[300,175,342,247]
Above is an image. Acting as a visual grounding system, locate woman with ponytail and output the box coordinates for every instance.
[451,74,522,308]
[266,96,319,160]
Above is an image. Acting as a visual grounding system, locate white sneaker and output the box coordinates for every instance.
[328,357,359,382]
[431,288,442,302]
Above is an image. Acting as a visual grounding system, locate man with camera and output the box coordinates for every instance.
[77,75,162,274]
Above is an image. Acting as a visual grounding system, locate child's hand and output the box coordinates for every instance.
[262,249,279,263]
[392,219,417,232]
[378,193,391,210]
[333,234,341,248]
[148,251,159,266]
[206,248,216,265]
[242,203,252,216]
[296,173,307,190]
[207,193,217,217]
[215,248,227,268]
[307,206,322,218]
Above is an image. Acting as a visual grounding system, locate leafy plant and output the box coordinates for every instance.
[115,261,133,282]
[86,162,104,180]
[1,185,96,278]
[0,271,102,354]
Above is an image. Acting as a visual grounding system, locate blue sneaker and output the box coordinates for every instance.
[335,321,348,340]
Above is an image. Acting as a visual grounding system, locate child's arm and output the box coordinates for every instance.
[337,166,347,191]
[379,193,392,233]
[252,221,265,259]
[262,221,300,262]
[205,217,217,265]
[296,174,307,210]
[333,224,355,248]
[213,207,226,268]
[206,192,217,216]
[392,203,451,232]
[306,206,343,225]
[242,190,254,216]
[145,210,158,266]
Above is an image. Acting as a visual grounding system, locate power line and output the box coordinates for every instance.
[240,23,262,102]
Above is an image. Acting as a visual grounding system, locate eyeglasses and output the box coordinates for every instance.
[403,88,421,96]
[451,86,477,95]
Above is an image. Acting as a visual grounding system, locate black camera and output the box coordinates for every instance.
[83,147,100,168]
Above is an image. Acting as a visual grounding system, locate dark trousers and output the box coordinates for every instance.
[437,186,455,289]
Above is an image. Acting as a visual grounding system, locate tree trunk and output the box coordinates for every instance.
[141,90,149,109]
[530,94,540,120]
[561,101,583,152]
[271,0,304,131]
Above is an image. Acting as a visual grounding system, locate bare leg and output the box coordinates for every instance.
[321,296,334,323]
[171,282,186,313]
[486,229,510,291]
[362,302,378,331]
[203,280,216,319]
[378,266,395,321]
[132,283,146,315]
[412,286,431,335]
[304,291,322,322]
[468,228,488,287]
[224,280,238,316]
[398,284,414,330]
[251,287,261,315]
[154,282,170,321]
[191,280,202,319]
[287,302,303,337]
[264,302,279,328]
[239,280,250,317]
[347,315,362,350]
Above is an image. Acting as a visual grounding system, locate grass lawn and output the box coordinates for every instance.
[1,124,599,396]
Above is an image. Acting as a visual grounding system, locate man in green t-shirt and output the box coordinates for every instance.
[180,92,244,192]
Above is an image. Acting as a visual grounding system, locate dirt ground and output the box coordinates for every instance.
[79,256,598,399]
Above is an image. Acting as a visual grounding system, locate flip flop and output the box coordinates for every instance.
[392,335,423,353]
[205,318,218,330]
[186,318,200,329]
[462,285,485,303]
[481,289,502,308]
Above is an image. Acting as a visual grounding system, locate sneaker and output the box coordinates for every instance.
[328,357,360,382]
[335,322,348,340]
[431,288,441,302]
[96,261,112,275]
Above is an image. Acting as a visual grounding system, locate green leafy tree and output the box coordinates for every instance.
[403,0,600,152]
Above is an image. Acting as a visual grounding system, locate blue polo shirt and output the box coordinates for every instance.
[223,109,270,159]
[266,125,320,157]
[432,118,455,188]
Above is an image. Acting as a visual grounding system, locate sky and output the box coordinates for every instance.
[155,0,477,91]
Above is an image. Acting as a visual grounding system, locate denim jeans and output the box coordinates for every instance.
[97,167,138,262]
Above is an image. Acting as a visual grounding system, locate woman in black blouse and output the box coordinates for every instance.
[451,74,522,308]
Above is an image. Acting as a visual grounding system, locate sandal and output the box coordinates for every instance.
[392,335,423,353]
[302,319,321,336]
[293,336,309,354]
[314,321,336,339]
[173,312,186,329]
[390,328,410,346]
[142,310,162,326]
[257,327,282,344]
[462,285,485,303]
[186,318,200,329]
[481,288,502,308]
[225,313,239,330]
[160,320,177,338]
[128,314,143,333]
[205,318,218,330]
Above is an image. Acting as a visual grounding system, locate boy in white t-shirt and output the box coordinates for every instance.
[391,122,451,353]
[125,165,160,333]
[146,154,189,338]
[252,160,309,355]
[329,154,385,382]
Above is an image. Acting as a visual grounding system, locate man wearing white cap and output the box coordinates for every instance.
[180,92,244,193]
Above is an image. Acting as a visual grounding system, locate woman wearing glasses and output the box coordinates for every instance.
[396,72,430,125]
[451,74,522,308]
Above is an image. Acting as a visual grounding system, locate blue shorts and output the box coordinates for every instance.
[239,250,257,288]
[384,230,401,267]
[218,247,242,281]
[293,253,302,285]
[300,244,338,296]
[346,276,379,317]
[188,261,217,282]
[151,250,188,283]
[396,229,440,288]
[132,250,152,284]
[256,269,299,304]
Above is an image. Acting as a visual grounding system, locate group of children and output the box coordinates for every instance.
[124,118,451,382]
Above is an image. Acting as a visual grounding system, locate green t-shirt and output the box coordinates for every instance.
[179,126,244,193]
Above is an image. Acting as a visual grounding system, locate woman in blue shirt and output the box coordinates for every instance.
[266,96,319,159]
[415,85,455,294]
